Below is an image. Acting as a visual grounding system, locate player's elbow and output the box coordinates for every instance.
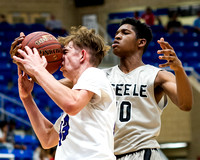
[41,143,52,150]
[62,101,81,116]
[179,103,192,111]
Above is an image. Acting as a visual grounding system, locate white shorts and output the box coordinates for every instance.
[116,149,163,160]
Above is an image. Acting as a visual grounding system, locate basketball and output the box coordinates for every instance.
[21,31,63,74]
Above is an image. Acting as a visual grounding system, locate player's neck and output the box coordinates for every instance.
[119,57,144,74]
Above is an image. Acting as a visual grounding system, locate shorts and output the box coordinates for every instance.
[116,148,163,160]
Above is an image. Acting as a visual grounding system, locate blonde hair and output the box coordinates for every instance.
[58,26,110,66]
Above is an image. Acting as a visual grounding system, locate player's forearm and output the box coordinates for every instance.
[33,67,83,115]
[21,95,58,148]
[174,67,193,111]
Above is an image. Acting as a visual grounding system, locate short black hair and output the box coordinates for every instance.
[120,17,153,53]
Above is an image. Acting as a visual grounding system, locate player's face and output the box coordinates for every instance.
[60,41,82,78]
[112,24,138,57]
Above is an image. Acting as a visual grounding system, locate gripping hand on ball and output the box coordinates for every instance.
[10,32,25,63]
[13,46,47,77]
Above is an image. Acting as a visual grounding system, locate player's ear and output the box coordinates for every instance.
[138,38,146,48]
[80,49,86,63]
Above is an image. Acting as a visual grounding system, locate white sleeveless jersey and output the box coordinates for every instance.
[54,67,117,160]
[103,65,168,155]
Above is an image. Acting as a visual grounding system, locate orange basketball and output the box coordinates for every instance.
[21,31,63,74]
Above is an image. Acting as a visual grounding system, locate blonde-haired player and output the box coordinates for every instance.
[12,26,117,160]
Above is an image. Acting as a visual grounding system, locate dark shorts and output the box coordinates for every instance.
[116,148,158,160]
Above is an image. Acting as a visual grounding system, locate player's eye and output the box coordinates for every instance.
[62,48,68,55]
[123,31,129,35]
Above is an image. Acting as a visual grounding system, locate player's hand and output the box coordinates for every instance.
[10,32,25,63]
[157,37,183,71]
[13,46,47,76]
[18,66,34,99]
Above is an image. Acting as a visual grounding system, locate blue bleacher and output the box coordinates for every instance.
[12,149,33,160]
[108,12,133,20]
[29,23,46,32]
[13,23,31,33]
[154,8,169,16]
[107,23,119,39]
[0,23,13,31]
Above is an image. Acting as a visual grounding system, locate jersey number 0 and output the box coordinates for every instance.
[119,101,131,122]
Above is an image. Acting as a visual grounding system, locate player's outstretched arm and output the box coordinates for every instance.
[156,38,193,111]
[18,67,59,149]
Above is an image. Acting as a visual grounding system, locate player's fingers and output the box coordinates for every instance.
[158,41,173,50]
[159,61,173,68]
[13,44,22,54]
[24,46,34,55]
[10,37,23,54]
[159,55,176,61]
[33,48,40,56]
[20,32,25,37]
[157,37,167,49]
[160,37,164,41]
[17,66,22,76]
[157,49,176,56]
[17,49,28,58]
[41,56,47,67]
[13,55,24,64]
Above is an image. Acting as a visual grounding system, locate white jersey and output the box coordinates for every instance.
[54,67,117,160]
[103,65,168,155]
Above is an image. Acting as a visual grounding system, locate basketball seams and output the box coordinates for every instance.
[21,31,63,74]
[23,32,48,47]
[48,59,62,63]
[37,43,61,50]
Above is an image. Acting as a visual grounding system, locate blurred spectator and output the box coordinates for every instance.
[45,14,62,32]
[133,11,140,20]
[193,10,200,33]
[0,14,9,25]
[156,15,162,26]
[6,120,27,150]
[49,147,56,160]
[0,121,13,150]
[33,144,50,160]
[141,6,155,26]
[166,12,187,34]
[45,14,67,36]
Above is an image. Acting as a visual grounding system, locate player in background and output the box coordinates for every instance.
[103,17,193,160]
[12,26,117,160]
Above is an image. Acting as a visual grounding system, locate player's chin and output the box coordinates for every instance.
[113,49,121,57]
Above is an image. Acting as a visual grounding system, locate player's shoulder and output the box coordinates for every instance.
[140,65,162,74]
[102,65,117,75]
[85,67,106,77]
[155,68,175,86]
[144,64,160,70]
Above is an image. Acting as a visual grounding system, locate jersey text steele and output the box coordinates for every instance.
[111,83,147,97]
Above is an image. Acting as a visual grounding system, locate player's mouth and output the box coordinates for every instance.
[112,40,119,48]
